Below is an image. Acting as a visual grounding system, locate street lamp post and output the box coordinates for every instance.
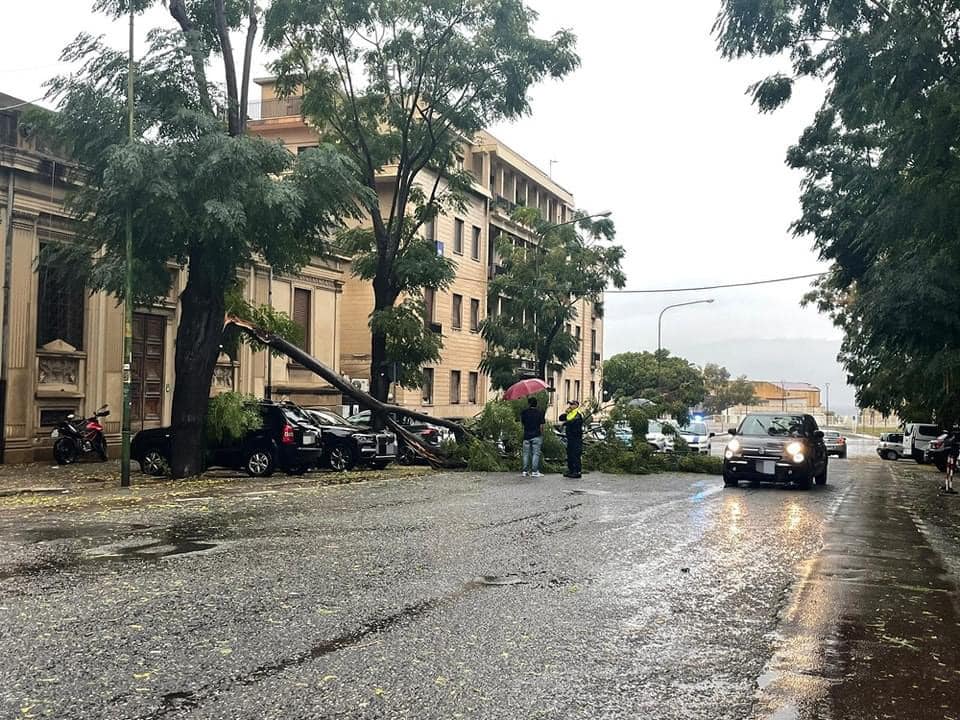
[120,7,135,488]
[825,382,830,423]
[656,299,715,356]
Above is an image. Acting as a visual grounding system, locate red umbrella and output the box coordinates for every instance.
[503,378,549,401]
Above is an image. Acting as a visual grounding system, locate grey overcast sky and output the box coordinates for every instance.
[0,1,856,414]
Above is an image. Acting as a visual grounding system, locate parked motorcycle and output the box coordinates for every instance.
[51,406,110,465]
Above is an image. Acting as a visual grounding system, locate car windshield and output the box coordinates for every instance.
[281,406,315,426]
[310,410,352,426]
[824,431,840,438]
[681,423,707,436]
[919,425,940,437]
[740,415,806,437]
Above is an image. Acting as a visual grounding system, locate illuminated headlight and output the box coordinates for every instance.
[727,438,741,453]
[792,453,805,463]
[786,442,803,456]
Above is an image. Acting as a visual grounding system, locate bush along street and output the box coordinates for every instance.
[447,395,723,476]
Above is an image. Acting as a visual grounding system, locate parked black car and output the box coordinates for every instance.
[131,401,322,477]
[299,407,397,471]
[925,430,960,472]
[346,410,446,465]
[723,413,828,490]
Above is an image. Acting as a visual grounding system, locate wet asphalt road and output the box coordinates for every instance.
[1,451,959,719]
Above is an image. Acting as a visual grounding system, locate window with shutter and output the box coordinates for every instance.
[450,371,461,404]
[471,226,481,260]
[293,288,311,351]
[454,219,464,254]
[470,299,480,332]
[452,294,462,330]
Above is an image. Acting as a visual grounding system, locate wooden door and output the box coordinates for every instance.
[132,313,166,431]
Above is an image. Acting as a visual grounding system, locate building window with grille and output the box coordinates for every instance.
[470,299,480,332]
[454,218,464,255]
[450,370,461,404]
[422,368,434,405]
[37,246,85,350]
[471,226,481,261]
[452,294,463,330]
[293,288,312,352]
[468,372,479,404]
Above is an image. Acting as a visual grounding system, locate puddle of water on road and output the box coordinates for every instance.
[83,540,220,563]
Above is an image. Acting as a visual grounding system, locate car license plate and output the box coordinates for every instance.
[759,460,776,475]
[302,433,316,445]
[50,429,59,439]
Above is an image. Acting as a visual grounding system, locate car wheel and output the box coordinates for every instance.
[913,450,925,464]
[328,444,355,472]
[53,438,78,465]
[884,450,898,461]
[840,449,847,459]
[245,448,275,478]
[397,445,417,466]
[140,449,169,477]
[722,472,738,488]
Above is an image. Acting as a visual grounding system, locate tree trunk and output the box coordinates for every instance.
[369,273,395,403]
[169,267,227,478]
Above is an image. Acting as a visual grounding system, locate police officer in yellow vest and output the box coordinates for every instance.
[559,400,585,479]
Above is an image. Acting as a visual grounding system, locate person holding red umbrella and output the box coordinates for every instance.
[520,396,546,477]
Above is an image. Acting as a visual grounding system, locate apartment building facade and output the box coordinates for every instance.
[248,81,605,422]
[0,92,347,463]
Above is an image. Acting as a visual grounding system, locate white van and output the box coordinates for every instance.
[902,422,942,463]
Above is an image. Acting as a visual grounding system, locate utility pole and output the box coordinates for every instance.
[120,7,135,488]
[825,382,831,424]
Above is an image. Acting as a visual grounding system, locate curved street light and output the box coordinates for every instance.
[657,299,715,355]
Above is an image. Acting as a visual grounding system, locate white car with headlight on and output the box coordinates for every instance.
[722,413,829,490]
[678,420,715,455]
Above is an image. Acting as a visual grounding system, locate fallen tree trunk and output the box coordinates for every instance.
[226,316,471,468]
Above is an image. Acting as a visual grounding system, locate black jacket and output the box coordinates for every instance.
[560,410,584,442]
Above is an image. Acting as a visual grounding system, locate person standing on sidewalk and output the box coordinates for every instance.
[520,397,546,477]
[560,400,585,479]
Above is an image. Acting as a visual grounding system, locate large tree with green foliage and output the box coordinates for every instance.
[479,207,626,388]
[603,351,705,424]
[702,363,758,415]
[38,0,362,476]
[715,1,960,423]
[264,0,580,401]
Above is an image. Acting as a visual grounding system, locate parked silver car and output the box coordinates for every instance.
[823,430,848,458]
[877,432,905,461]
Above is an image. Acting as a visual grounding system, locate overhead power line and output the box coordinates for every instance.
[606,272,826,295]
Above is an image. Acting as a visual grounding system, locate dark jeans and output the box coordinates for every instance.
[566,439,582,476]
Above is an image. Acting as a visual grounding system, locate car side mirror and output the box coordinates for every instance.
[728,429,737,436]
[709,432,716,438]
